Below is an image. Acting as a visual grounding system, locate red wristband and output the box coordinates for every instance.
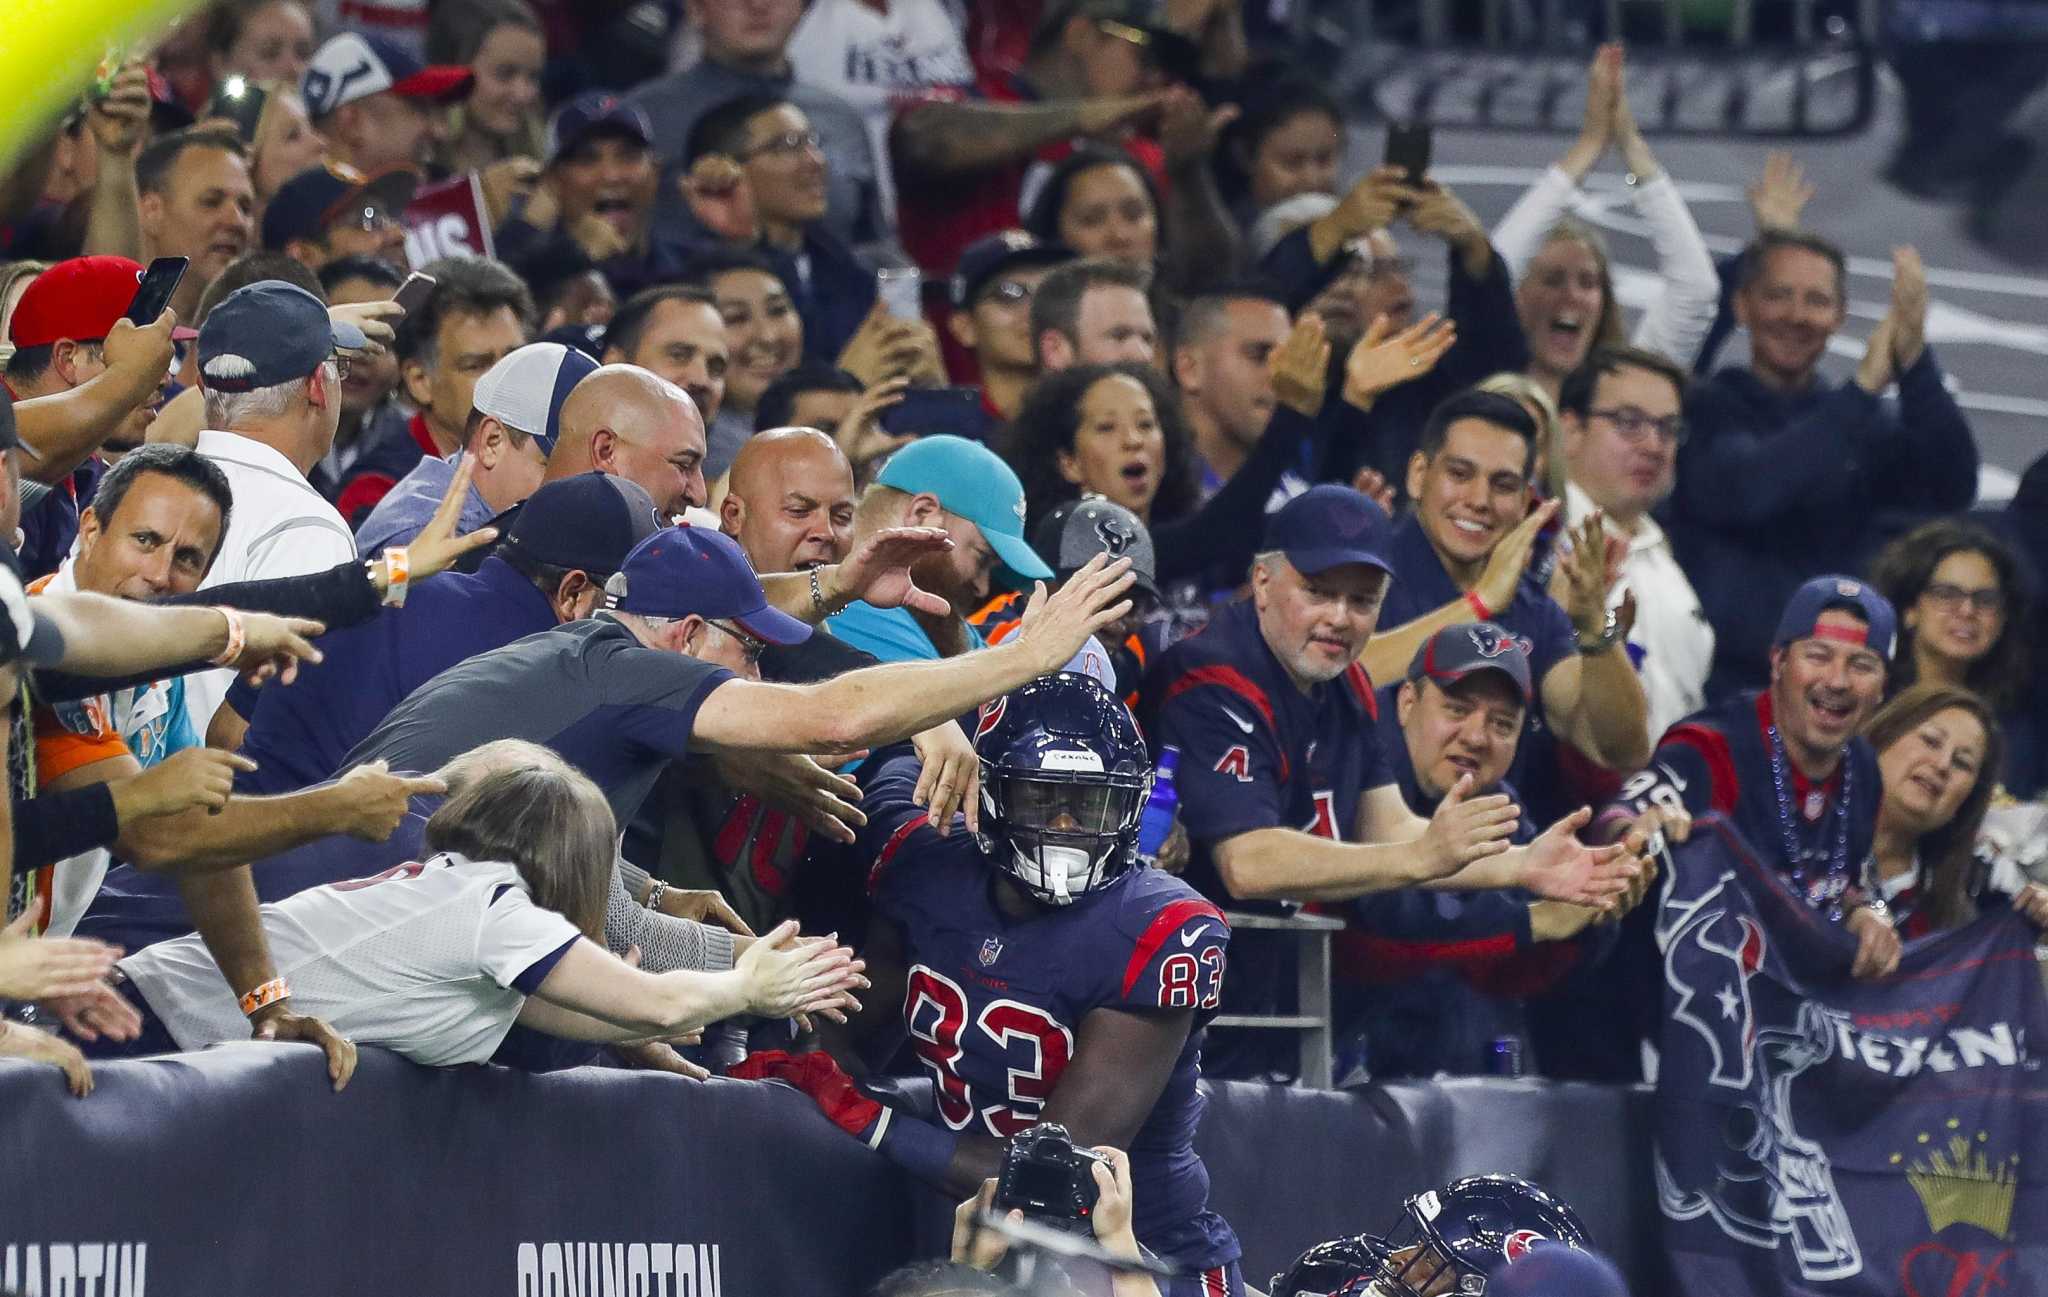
[1465,590,1492,621]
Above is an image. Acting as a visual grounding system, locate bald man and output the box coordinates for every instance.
[541,364,708,517]
[719,427,857,576]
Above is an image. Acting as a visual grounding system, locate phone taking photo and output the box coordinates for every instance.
[876,267,923,322]
[125,257,188,326]
[391,272,437,317]
[1384,123,1433,187]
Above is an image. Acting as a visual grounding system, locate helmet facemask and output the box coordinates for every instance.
[978,761,1150,905]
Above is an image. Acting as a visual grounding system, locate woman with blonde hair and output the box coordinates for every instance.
[428,0,546,218]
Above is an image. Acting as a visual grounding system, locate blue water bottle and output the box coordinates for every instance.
[1137,746,1180,866]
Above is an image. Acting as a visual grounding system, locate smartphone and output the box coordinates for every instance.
[391,271,437,317]
[1384,122,1433,186]
[125,257,188,326]
[880,386,990,441]
[205,75,269,144]
[876,266,923,322]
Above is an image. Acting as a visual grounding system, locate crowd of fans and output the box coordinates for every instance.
[0,0,2042,1293]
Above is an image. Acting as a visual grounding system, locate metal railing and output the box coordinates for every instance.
[1208,908,1348,1089]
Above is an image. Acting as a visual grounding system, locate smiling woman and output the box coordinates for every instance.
[1864,684,2003,937]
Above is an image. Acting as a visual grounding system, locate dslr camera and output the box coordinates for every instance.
[995,1123,1106,1225]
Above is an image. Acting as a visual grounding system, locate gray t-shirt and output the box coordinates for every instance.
[342,615,733,828]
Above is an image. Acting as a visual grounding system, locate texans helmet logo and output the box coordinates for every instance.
[1502,1229,1547,1262]
[1464,623,1520,659]
[1094,515,1134,556]
[974,696,1008,740]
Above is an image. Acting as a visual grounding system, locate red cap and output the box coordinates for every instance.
[8,256,145,348]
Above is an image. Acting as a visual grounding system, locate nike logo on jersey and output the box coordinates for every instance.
[1220,706,1254,734]
[1179,925,1210,947]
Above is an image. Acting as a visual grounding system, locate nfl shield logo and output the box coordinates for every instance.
[979,936,1003,967]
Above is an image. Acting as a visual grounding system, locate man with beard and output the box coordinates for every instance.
[1142,485,1645,1078]
[1596,575,1904,980]
[1677,235,1975,698]
[828,434,1052,661]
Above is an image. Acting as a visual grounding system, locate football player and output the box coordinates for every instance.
[1268,1174,1593,1297]
[730,673,1243,1295]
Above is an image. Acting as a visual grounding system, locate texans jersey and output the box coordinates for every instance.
[861,758,1240,1274]
[1141,598,1390,1072]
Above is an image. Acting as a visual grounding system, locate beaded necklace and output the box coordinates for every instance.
[1765,723,1854,920]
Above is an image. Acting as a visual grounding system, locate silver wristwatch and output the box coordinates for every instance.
[1576,606,1624,656]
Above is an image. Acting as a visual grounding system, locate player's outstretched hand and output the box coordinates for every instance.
[1418,773,1519,880]
[714,750,867,844]
[736,921,868,1020]
[912,721,980,836]
[830,525,953,617]
[250,1002,358,1092]
[0,910,120,1001]
[1015,553,1137,676]
[613,1039,711,1080]
[1515,807,1641,910]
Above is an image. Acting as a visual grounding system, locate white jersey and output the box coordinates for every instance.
[120,853,583,1067]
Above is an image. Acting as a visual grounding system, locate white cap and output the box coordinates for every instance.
[470,342,599,454]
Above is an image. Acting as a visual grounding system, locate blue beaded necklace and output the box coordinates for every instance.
[1765,723,1854,921]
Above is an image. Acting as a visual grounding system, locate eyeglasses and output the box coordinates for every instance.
[329,353,353,380]
[981,279,1035,306]
[1922,582,2004,615]
[709,619,769,660]
[740,129,821,160]
[1589,406,1688,446]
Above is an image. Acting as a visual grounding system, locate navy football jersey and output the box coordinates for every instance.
[861,758,1240,1272]
[1141,599,1391,1073]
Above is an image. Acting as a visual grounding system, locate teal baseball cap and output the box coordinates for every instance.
[875,435,1053,582]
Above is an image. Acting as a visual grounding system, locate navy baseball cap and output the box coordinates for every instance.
[198,281,367,392]
[604,525,812,645]
[302,32,472,118]
[1032,496,1157,597]
[502,472,662,577]
[546,93,653,164]
[1265,484,1394,576]
[262,161,419,251]
[1408,621,1534,702]
[1489,1245,1629,1297]
[1773,575,1898,661]
[950,229,1072,309]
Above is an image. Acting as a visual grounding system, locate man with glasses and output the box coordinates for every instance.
[1367,390,1651,823]
[1559,346,1710,739]
[680,94,878,365]
[184,280,368,736]
[262,162,416,272]
[946,229,1071,423]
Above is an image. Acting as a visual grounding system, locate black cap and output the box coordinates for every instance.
[950,229,1073,309]
[501,473,664,576]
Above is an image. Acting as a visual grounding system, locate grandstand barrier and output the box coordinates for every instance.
[1,1046,1664,1295]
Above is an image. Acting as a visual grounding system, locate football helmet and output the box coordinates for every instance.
[972,673,1152,905]
[1269,1175,1591,1297]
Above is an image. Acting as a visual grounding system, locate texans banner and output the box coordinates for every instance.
[1655,817,2048,1296]
[403,171,494,266]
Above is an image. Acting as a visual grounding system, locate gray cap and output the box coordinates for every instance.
[1031,495,1158,598]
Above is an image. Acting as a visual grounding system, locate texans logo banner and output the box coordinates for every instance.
[1654,818,2048,1296]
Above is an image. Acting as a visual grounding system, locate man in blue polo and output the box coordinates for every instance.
[827,434,1052,662]
[356,340,597,554]
[1144,486,1646,1078]
[1368,389,1651,823]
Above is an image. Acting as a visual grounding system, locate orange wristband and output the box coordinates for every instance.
[209,607,247,667]
[381,547,412,608]
[239,977,289,1017]
[1465,590,1492,621]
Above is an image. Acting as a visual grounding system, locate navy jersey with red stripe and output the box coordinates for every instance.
[1607,688,1881,909]
[861,758,1239,1273]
